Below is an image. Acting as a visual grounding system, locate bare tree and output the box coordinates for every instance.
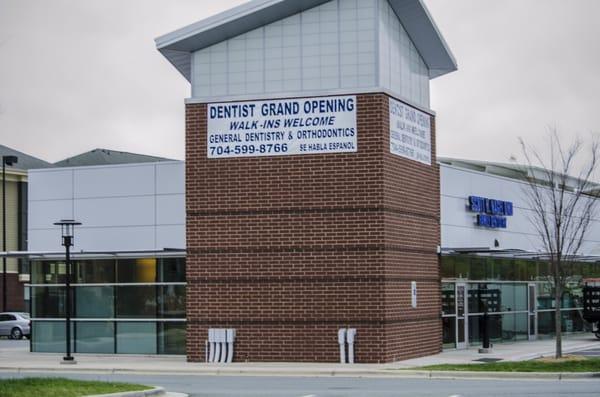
[519,131,599,358]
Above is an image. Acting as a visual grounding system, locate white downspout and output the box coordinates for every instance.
[205,340,209,363]
[347,328,356,364]
[208,329,216,363]
[214,329,222,363]
[219,329,228,363]
[226,329,236,363]
[338,328,347,364]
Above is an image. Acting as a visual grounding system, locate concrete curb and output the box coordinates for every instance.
[87,386,165,397]
[1,366,600,381]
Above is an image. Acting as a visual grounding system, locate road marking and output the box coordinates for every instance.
[301,395,317,397]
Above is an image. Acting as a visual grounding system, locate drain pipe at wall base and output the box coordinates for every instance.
[347,328,357,364]
[208,329,216,363]
[207,328,237,363]
[338,328,347,364]
[226,329,236,363]
[214,329,223,363]
[218,329,228,363]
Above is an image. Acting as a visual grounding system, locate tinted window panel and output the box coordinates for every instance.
[117,259,157,283]
[116,286,156,318]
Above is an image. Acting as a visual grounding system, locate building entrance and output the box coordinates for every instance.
[456,282,468,349]
[528,283,538,341]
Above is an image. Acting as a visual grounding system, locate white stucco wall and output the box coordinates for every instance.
[28,162,185,252]
[29,159,598,256]
[441,164,600,256]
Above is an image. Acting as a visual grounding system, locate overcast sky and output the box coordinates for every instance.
[0,0,599,164]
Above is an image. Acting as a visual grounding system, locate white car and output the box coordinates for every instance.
[0,312,30,339]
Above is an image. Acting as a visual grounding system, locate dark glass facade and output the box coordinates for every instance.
[441,255,600,349]
[30,257,186,355]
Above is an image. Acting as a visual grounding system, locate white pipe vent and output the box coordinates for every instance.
[338,328,357,364]
[207,328,236,363]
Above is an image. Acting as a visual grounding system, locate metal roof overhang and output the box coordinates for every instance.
[155,0,457,81]
[441,248,600,263]
[0,249,186,260]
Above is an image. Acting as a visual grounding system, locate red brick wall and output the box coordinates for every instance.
[185,93,440,363]
[0,273,26,312]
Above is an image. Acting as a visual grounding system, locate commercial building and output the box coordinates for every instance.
[439,158,600,349]
[27,160,185,354]
[0,146,174,314]
[17,0,600,362]
[0,145,53,312]
[25,157,600,358]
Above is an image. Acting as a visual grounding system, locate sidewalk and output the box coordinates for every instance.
[394,334,600,368]
[0,335,598,378]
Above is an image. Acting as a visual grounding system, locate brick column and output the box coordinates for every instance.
[185,93,440,363]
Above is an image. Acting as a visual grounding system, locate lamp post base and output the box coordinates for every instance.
[61,357,77,365]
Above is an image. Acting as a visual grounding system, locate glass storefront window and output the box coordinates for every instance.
[562,285,583,309]
[585,262,600,278]
[76,286,114,318]
[515,313,528,341]
[76,322,115,354]
[159,258,186,282]
[538,311,554,337]
[537,283,554,310]
[32,321,73,353]
[538,310,590,338]
[31,261,67,284]
[468,284,501,313]
[116,286,156,318]
[74,260,115,284]
[117,322,157,354]
[470,258,487,280]
[158,285,186,318]
[441,283,455,315]
[440,256,456,279]
[512,284,528,312]
[442,317,456,349]
[159,322,186,355]
[467,283,527,314]
[32,287,67,318]
[31,256,185,355]
[117,259,157,283]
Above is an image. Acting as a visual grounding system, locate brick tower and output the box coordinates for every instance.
[157,0,457,363]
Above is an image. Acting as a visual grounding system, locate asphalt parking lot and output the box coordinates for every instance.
[0,338,29,351]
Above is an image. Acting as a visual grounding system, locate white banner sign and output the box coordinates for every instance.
[207,96,357,159]
[389,98,432,165]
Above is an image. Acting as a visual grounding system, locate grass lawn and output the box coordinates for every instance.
[0,378,151,397]
[416,357,600,373]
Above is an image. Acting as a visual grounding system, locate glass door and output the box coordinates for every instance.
[528,283,537,341]
[456,282,468,349]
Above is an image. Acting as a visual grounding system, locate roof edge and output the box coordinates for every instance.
[156,0,457,81]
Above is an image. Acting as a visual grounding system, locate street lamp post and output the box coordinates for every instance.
[54,219,81,364]
[2,155,18,312]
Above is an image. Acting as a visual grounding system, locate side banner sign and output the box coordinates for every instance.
[207,96,357,159]
[389,98,432,165]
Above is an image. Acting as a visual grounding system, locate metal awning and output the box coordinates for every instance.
[441,247,600,263]
[0,248,186,260]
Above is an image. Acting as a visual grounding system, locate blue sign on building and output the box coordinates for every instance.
[468,196,514,229]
